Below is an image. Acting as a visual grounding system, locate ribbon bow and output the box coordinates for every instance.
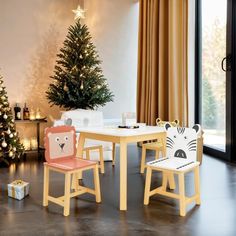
[12,180,24,186]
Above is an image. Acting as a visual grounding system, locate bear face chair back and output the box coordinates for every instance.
[43,125,101,217]
[165,123,201,162]
[44,125,77,163]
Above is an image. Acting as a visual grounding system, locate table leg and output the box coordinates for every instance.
[120,140,127,211]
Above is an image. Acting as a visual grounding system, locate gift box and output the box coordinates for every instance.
[8,180,29,200]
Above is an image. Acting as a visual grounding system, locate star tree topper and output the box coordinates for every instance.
[72,5,85,20]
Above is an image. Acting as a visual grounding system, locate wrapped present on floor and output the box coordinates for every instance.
[8,180,29,200]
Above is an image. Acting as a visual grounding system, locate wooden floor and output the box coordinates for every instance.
[0,145,236,236]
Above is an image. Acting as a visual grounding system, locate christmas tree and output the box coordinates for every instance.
[0,74,24,166]
[46,19,114,110]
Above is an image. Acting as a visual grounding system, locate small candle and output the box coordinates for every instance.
[29,109,35,120]
[23,138,31,150]
[35,108,41,120]
[30,138,38,150]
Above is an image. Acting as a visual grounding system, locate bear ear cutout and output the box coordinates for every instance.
[164,122,171,131]
[174,119,179,125]
[192,124,201,134]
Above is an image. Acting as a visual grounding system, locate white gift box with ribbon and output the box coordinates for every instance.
[8,180,29,200]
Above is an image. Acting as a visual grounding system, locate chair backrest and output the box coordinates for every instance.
[156,118,179,127]
[44,126,77,163]
[165,123,201,162]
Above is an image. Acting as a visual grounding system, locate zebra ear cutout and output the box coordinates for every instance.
[164,122,171,131]
[192,124,201,134]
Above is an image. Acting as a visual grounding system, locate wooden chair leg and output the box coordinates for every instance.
[93,165,101,203]
[85,149,90,160]
[155,150,159,160]
[162,172,168,190]
[99,146,105,174]
[112,143,116,166]
[140,146,146,174]
[144,166,152,205]
[64,172,71,217]
[194,166,201,205]
[43,165,49,207]
[178,173,186,216]
[168,173,176,190]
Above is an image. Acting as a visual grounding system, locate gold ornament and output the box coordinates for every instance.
[9,151,13,157]
[80,81,84,90]
[64,84,68,92]
[2,140,7,148]
[72,5,85,20]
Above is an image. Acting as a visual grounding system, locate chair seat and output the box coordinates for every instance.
[143,142,163,149]
[45,158,96,171]
[147,157,200,172]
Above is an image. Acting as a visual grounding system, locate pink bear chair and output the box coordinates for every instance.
[43,125,101,216]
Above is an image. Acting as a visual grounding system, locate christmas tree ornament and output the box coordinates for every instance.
[0,87,2,91]
[3,114,8,119]
[46,19,113,110]
[9,133,13,138]
[7,128,11,134]
[2,140,7,148]
[64,84,68,92]
[9,151,13,157]
[80,81,84,90]
[72,5,86,20]
[13,147,16,151]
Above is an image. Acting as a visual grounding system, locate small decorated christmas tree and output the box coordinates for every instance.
[0,74,24,166]
[46,19,114,110]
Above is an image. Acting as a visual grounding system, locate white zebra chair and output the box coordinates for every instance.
[144,123,201,216]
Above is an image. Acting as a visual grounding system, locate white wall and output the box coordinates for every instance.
[84,0,139,119]
[188,0,196,126]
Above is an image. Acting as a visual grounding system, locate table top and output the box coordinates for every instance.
[76,126,165,137]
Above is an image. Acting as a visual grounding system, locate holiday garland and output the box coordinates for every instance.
[0,74,24,166]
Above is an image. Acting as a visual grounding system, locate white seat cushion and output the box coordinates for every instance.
[147,157,200,172]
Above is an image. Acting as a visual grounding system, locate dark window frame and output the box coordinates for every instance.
[195,0,236,162]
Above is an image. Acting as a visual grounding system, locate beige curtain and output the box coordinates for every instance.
[137,0,188,126]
